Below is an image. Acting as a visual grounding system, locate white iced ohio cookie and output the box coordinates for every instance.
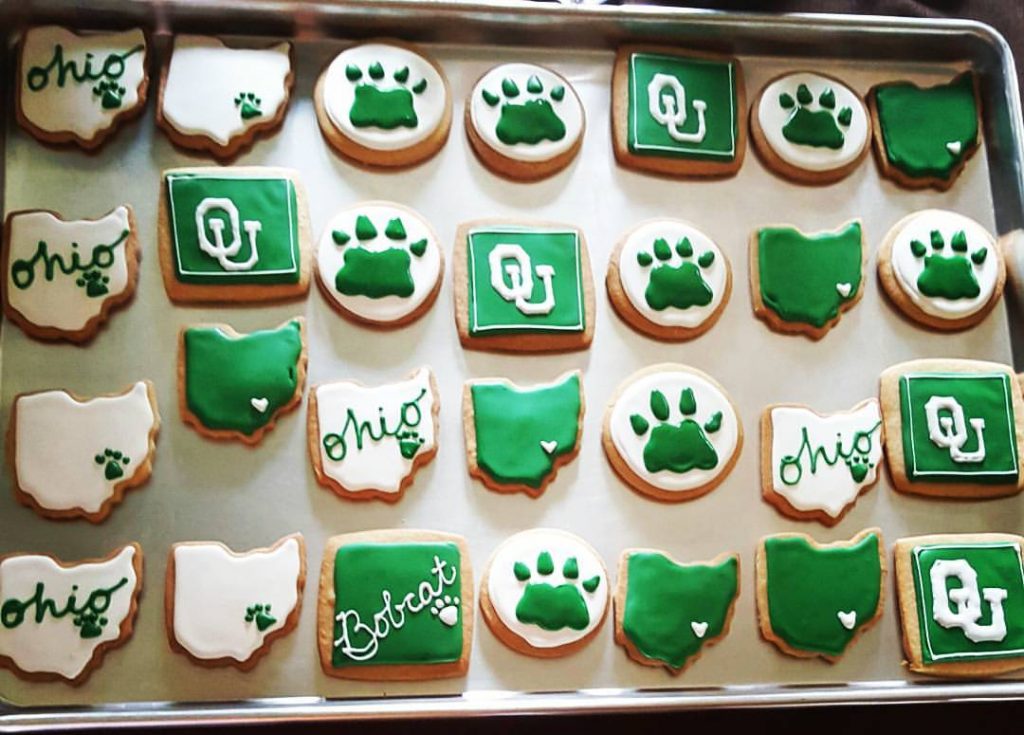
[483,528,608,654]
[316,202,443,326]
[13,381,159,521]
[18,26,147,147]
[0,544,142,683]
[160,35,292,152]
[169,535,304,668]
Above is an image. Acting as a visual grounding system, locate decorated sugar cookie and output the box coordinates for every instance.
[464,370,583,496]
[315,202,443,327]
[870,72,980,190]
[612,45,746,177]
[179,318,307,445]
[751,71,870,184]
[157,36,293,159]
[17,26,148,149]
[615,549,739,674]
[318,529,473,680]
[756,528,884,661]
[0,544,143,684]
[11,381,159,523]
[309,367,439,502]
[167,534,305,670]
[466,63,584,180]
[880,358,1024,498]
[481,528,608,658]
[315,41,451,168]
[751,219,865,340]
[877,209,1005,331]
[454,219,595,352]
[3,206,139,343]
[607,219,731,340]
[603,364,742,502]
[158,166,311,304]
[894,533,1024,677]
[761,398,884,526]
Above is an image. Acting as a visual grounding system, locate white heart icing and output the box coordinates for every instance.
[836,282,852,297]
[837,610,857,630]
[540,440,558,454]
[250,397,269,413]
[946,140,962,155]
[691,620,709,638]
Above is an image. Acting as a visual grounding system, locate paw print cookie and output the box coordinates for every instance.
[751,72,869,184]
[878,209,1005,330]
[316,41,451,168]
[603,364,742,502]
[466,63,585,181]
[481,529,608,657]
[607,219,731,340]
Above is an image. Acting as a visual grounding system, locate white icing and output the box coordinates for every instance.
[316,203,441,323]
[315,367,436,494]
[769,400,883,519]
[6,207,132,333]
[609,367,739,493]
[19,26,146,141]
[469,63,583,163]
[487,529,607,649]
[171,537,302,662]
[691,621,708,638]
[890,209,999,320]
[929,557,1007,643]
[0,546,138,680]
[838,610,857,630]
[161,36,291,146]
[757,72,868,173]
[322,43,446,151]
[14,382,156,515]
[617,219,727,329]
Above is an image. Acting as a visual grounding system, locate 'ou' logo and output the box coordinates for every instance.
[647,73,707,144]
[195,198,262,271]
[924,395,987,463]
[930,558,1007,642]
[488,243,555,316]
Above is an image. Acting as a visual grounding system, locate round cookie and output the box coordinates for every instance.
[480,528,608,658]
[465,63,584,181]
[603,363,742,502]
[315,41,452,168]
[606,219,731,340]
[877,209,1005,331]
[750,71,870,184]
[315,202,443,327]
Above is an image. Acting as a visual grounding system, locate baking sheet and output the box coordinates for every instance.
[0,29,1020,713]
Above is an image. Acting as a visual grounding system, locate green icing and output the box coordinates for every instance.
[94,447,130,481]
[899,372,1019,484]
[26,42,144,110]
[183,320,303,436]
[233,92,262,120]
[481,74,567,146]
[346,61,426,130]
[321,385,428,462]
[332,214,426,300]
[622,552,738,670]
[470,373,581,489]
[244,603,276,632]
[630,388,721,474]
[332,542,462,667]
[513,551,600,631]
[10,229,127,297]
[355,215,377,241]
[1,576,129,639]
[636,236,715,311]
[764,533,882,657]
[913,229,983,300]
[875,73,978,181]
[757,221,863,328]
[779,421,881,486]
[779,84,852,149]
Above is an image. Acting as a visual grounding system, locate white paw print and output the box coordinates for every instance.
[430,595,460,627]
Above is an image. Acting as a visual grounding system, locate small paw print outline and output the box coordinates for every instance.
[92,79,126,110]
[95,448,130,481]
[234,91,263,120]
[73,609,108,639]
[778,83,853,150]
[430,594,460,627]
[911,228,987,301]
[76,267,111,298]
[636,236,716,311]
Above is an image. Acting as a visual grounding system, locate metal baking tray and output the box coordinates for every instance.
[2,0,1024,729]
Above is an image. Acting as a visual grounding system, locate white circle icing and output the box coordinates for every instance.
[487,529,607,649]
[172,537,302,662]
[617,219,727,329]
[609,367,739,493]
[889,209,998,320]
[757,72,868,173]
[161,36,292,147]
[469,63,584,163]
[317,203,441,323]
[322,43,447,151]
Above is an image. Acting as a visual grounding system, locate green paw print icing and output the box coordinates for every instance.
[912,229,986,300]
[514,551,601,631]
[332,214,428,299]
[779,84,852,150]
[92,79,126,110]
[637,236,715,311]
[630,388,721,474]
[347,62,427,130]
[76,267,111,298]
[94,447,130,481]
[482,74,567,146]
[397,428,425,459]
[234,91,263,120]
[72,609,109,639]
[846,453,872,483]
[245,602,277,632]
